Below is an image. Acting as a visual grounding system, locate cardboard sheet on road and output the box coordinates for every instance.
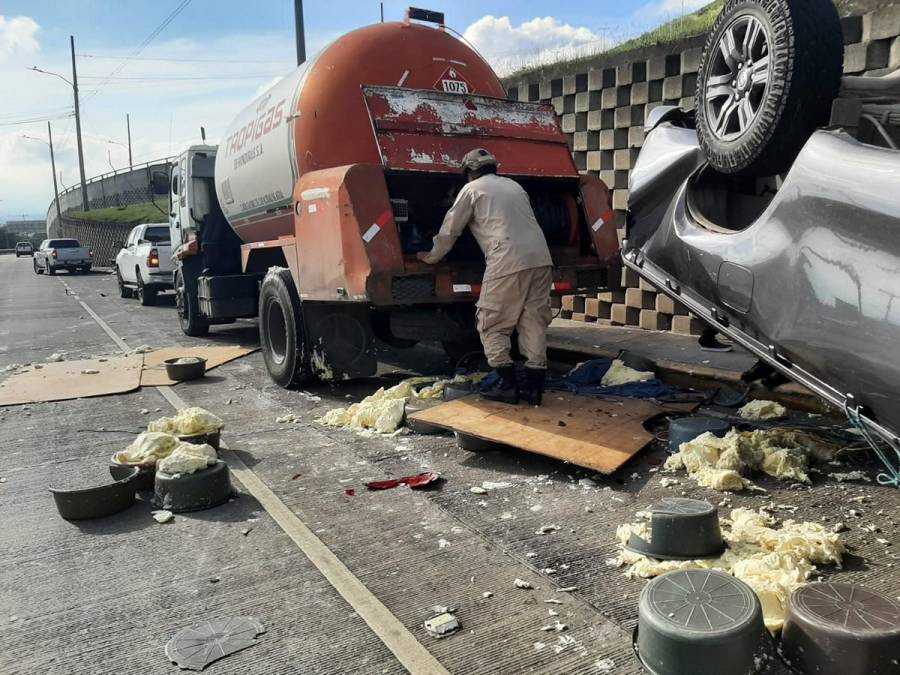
[140,345,257,386]
[409,392,695,474]
[0,355,144,406]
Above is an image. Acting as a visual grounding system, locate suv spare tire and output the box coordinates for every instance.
[695,0,843,176]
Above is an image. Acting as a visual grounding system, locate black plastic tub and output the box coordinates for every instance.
[178,429,221,450]
[635,569,769,675]
[153,460,233,512]
[163,357,207,381]
[625,497,726,560]
[50,467,140,520]
[108,455,156,491]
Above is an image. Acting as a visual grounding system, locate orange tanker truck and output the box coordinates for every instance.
[153,8,622,387]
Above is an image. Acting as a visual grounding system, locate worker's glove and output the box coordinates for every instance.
[416,251,433,263]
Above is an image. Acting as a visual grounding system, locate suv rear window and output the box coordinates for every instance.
[48,239,81,248]
[143,226,170,243]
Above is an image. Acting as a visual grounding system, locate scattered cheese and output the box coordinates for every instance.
[665,428,840,491]
[149,407,223,435]
[829,471,871,483]
[601,359,654,387]
[318,375,483,434]
[615,508,846,632]
[115,431,179,465]
[157,442,217,475]
[739,399,788,420]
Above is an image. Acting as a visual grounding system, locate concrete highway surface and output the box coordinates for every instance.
[1,254,897,674]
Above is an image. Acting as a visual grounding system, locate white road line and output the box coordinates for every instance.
[66,283,450,675]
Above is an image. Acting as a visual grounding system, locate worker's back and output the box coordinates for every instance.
[461,174,552,280]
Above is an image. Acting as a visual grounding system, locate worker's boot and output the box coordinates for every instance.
[481,365,519,405]
[524,368,546,406]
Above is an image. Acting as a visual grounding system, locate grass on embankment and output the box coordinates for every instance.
[67,200,169,225]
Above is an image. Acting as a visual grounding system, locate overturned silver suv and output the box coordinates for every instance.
[623,0,900,479]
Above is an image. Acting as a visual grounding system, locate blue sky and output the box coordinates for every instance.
[0,1,703,220]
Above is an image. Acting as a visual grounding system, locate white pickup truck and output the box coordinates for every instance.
[114,223,174,306]
[33,238,92,275]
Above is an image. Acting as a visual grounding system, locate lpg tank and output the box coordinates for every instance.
[215,20,506,244]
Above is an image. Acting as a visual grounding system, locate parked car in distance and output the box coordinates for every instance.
[114,223,174,306]
[15,242,33,257]
[33,238,92,275]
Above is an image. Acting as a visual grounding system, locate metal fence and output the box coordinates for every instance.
[47,157,173,236]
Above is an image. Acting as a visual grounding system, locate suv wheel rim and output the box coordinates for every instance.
[704,14,771,141]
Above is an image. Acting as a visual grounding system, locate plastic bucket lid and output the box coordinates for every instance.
[626,497,726,560]
[781,582,900,675]
[668,416,731,454]
[636,569,766,675]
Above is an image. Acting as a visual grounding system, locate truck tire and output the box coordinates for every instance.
[136,271,158,307]
[695,0,843,176]
[259,268,313,388]
[116,267,134,298]
[175,270,209,337]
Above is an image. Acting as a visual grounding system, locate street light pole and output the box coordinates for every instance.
[126,113,133,168]
[70,35,88,211]
[294,0,306,65]
[21,126,63,227]
[47,122,63,227]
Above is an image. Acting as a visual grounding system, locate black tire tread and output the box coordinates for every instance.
[259,268,313,388]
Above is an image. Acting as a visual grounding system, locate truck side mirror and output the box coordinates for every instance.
[151,170,169,195]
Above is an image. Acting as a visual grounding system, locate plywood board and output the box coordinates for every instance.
[409,392,696,474]
[0,355,144,406]
[140,345,257,386]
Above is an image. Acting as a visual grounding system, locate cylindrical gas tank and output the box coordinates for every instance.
[215,20,506,244]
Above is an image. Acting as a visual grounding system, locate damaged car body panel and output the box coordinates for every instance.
[625,121,900,444]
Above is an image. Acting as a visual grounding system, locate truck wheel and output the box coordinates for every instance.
[259,268,313,388]
[175,270,209,337]
[136,272,158,307]
[34,260,43,275]
[116,268,134,298]
[695,0,843,176]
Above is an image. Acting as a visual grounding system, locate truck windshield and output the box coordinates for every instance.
[143,226,170,243]
[48,239,80,248]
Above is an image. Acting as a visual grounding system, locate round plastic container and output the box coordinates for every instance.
[781,582,900,675]
[626,497,726,560]
[636,569,767,675]
[667,416,731,454]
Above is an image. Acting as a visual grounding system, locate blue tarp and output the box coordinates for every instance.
[479,358,680,399]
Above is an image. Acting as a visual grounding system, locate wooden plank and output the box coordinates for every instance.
[0,356,143,406]
[409,392,693,474]
[140,345,257,386]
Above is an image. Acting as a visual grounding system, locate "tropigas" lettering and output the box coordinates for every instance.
[222,99,285,159]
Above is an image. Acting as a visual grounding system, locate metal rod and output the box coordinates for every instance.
[126,113,133,168]
[70,35,88,211]
[380,2,384,22]
[294,0,306,66]
[48,121,62,226]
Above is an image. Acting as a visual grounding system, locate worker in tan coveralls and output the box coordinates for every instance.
[418,148,553,405]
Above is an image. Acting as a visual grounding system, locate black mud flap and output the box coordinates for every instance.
[303,303,377,382]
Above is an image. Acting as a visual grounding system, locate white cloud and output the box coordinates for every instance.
[0,15,39,62]
[463,16,610,75]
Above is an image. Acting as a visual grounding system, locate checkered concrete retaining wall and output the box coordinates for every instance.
[505,2,900,335]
